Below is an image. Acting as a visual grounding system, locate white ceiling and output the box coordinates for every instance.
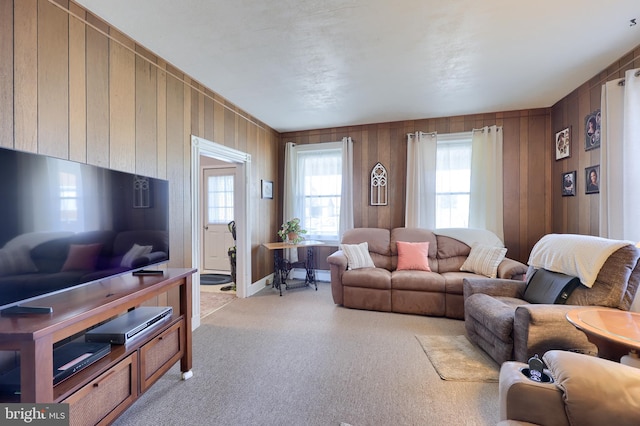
[74,0,639,133]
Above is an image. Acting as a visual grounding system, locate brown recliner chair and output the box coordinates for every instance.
[463,239,640,364]
[498,350,640,426]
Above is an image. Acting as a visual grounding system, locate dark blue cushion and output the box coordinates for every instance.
[523,268,581,304]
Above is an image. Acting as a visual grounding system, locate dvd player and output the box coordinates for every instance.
[0,341,111,395]
[85,306,173,345]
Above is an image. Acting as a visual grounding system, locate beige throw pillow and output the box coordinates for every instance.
[0,246,38,276]
[460,243,507,278]
[340,242,375,270]
[121,243,153,268]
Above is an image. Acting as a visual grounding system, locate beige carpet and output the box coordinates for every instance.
[200,291,236,318]
[114,284,501,426]
[416,334,500,382]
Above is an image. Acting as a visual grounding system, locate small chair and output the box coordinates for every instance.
[498,350,640,426]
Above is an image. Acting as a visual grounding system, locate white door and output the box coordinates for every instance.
[203,168,236,272]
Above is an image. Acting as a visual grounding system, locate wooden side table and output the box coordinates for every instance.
[566,307,640,361]
[262,240,324,296]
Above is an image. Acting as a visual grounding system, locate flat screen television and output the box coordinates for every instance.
[0,147,169,310]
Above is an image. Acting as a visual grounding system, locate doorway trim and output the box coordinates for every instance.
[191,135,251,330]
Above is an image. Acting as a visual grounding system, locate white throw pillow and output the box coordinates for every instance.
[340,242,375,270]
[0,245,38,276]
[121,244,153,268]
[460,243,507,278]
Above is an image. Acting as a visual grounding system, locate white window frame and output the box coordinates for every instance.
[205,173,234,225]
[290,142,343,243]
[435,132,472,229]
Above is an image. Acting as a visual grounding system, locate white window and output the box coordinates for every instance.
[292,143,342,241]
[435,133,472,228]
[207,174,234,224]
[59,171,79,224]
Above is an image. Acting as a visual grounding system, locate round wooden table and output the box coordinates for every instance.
[566,307,640,361]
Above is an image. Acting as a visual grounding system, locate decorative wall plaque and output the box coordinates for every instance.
[370,162,388,206]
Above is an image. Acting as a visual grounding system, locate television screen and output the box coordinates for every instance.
[0,147,169,309]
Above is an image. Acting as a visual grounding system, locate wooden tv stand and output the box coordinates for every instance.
[0,268,195,425]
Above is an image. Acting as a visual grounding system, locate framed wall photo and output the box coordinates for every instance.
[584,109,601,151]
[561,171,576,196]
[585,165,600,194]
[555,127,571,160]
[261,179,273,199]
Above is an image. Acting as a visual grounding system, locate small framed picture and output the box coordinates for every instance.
[585,109,601,151]
[585,165,600,194]
[261,179,273,199]
[555,127,571,160]
[562,171,576,196]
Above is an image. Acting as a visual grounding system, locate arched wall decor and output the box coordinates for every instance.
[370,162,388,206]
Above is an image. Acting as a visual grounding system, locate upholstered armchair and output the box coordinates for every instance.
[498,350,640,426]
[463,234,640,364]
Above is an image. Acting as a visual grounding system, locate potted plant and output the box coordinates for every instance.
[277,218,307,244]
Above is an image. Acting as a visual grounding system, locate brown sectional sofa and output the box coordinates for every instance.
[327,227,527,319]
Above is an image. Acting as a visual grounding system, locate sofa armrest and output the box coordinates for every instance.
[463,278,527,300]
[327,250,348,269]
[499,361,567,426]
[497,258,528,280]
[327,250,348,305]
[512,305,596,362]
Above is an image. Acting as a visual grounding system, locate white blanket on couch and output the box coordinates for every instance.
[528,234,631,288]
[434,228,504,248]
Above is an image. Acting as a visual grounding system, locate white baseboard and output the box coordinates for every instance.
[250,270,329,297]
[288,268,330,282]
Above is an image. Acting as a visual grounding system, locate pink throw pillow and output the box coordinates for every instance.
[396,241,431,271]
[61,243,103,271]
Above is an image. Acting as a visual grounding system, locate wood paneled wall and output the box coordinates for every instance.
[282,109,552,264]
[4,1,638,278]
[0,0,280,282]
[551,46,640,236]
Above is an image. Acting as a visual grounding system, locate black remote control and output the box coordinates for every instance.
[1,306,53,316]
[132,270,164,276]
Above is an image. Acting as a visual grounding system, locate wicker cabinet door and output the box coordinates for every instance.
[139,319,184,393]
[63,353,138,426]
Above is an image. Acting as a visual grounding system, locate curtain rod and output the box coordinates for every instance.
[406,131,436,137]
[617,69,640,86]
[472,126,501,133]
[589,58,640,91]
[407,127,502,137]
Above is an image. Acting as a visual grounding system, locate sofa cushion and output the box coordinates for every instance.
[391,270,444,291]
[391,228,437,271]
[523,268,580,304]
[30,238,71,273]
[442,271,480,295]
[341,228,391,270]
[342,268,391,290]
[340,242,375,270]
[396,241,431,271]
[460,243,507,278]
[435,235,471,273]
[543,350,640,426]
